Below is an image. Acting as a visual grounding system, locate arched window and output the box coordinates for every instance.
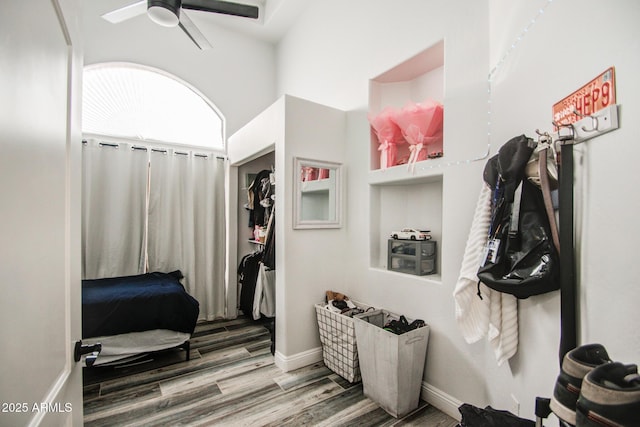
[82,62,224,150]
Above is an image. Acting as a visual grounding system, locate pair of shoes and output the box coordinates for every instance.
[550,344,611,425]
[550,343,640,426]
[576,362,640,426]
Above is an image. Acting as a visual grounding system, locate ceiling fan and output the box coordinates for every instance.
[102,0,260,50]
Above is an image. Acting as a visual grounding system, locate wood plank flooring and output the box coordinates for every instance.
[83,317,459,426]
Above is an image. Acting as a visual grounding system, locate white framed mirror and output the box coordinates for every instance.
[293,157,342,229]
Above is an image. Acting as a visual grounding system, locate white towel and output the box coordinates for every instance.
[453,183,518,365]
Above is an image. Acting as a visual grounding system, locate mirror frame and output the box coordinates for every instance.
[293,157,343,229]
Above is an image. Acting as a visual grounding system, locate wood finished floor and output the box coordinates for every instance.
[83,317,459,426]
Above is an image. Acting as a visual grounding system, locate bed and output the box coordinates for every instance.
[81,270,199,366]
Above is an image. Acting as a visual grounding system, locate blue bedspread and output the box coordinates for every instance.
[82,271,200,339]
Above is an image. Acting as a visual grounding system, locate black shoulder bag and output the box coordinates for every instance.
[477,135,560,299]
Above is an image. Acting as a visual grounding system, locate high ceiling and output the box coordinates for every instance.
[87,0,312,45]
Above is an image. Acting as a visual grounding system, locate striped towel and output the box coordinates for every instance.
[453,183,518,365]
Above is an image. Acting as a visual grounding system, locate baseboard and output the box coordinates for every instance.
[273,347,462,421]
[274,346,323,372]
[421,382,463,421]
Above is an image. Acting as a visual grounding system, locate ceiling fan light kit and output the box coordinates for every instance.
[147,0,181,27]
[104,0,261,49]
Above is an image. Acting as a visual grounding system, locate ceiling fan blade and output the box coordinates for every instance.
[182,0,259,19]
[101,0,148,24]
[179,11,213,50]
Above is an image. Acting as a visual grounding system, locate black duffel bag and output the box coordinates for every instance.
[457,403,535,427]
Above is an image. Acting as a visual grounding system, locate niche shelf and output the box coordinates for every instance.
[369,39,445,176]
[368,40,445,280]
[369,175,443,282]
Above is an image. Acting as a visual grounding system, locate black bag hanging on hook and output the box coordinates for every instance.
[477,135,560,299]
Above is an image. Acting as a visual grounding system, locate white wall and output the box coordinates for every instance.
[276,0,640,421]
[228,95,348,370]
[488,0,640,420]
[82,0,276,136]
[277,96,348,360]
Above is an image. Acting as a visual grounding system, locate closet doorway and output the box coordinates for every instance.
[235,151,276,319]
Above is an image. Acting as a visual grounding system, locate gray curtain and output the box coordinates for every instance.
[147,148,227,320]
[81,140,148,279]
[82,140,227,320]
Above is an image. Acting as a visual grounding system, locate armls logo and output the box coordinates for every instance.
[2,402,72,413]
[31,403,73,413]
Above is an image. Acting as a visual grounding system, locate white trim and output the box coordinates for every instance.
[421,382,463,421]
[292,157,343,229]
[29,1,79,426]
[28,367,72,427]
[273,347,323,373]
[224,162,239,320]
[276,346,462,421]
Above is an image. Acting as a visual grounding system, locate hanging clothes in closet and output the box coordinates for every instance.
[262,207,275,270]
[239,170,276,319]
[246,169,273,229]
[253,208,275,319]
[253,263,275,319]
[238,249,262,316]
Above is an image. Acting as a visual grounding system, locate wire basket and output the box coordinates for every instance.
[314,303,362,383]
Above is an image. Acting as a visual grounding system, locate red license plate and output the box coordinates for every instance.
[553,67,616,125]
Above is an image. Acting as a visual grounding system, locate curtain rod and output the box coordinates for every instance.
[81,136,228,160]
[82,138,227,161]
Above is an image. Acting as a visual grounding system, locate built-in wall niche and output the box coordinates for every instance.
[369,175,443,282]
[369,40,444,173]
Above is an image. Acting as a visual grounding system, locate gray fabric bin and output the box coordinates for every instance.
[353,309,429,418]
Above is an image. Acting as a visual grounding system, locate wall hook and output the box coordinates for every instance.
[553,120,575,142]
[535,129,553,146]
[551,104,618,145]
[573,110,599,132]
